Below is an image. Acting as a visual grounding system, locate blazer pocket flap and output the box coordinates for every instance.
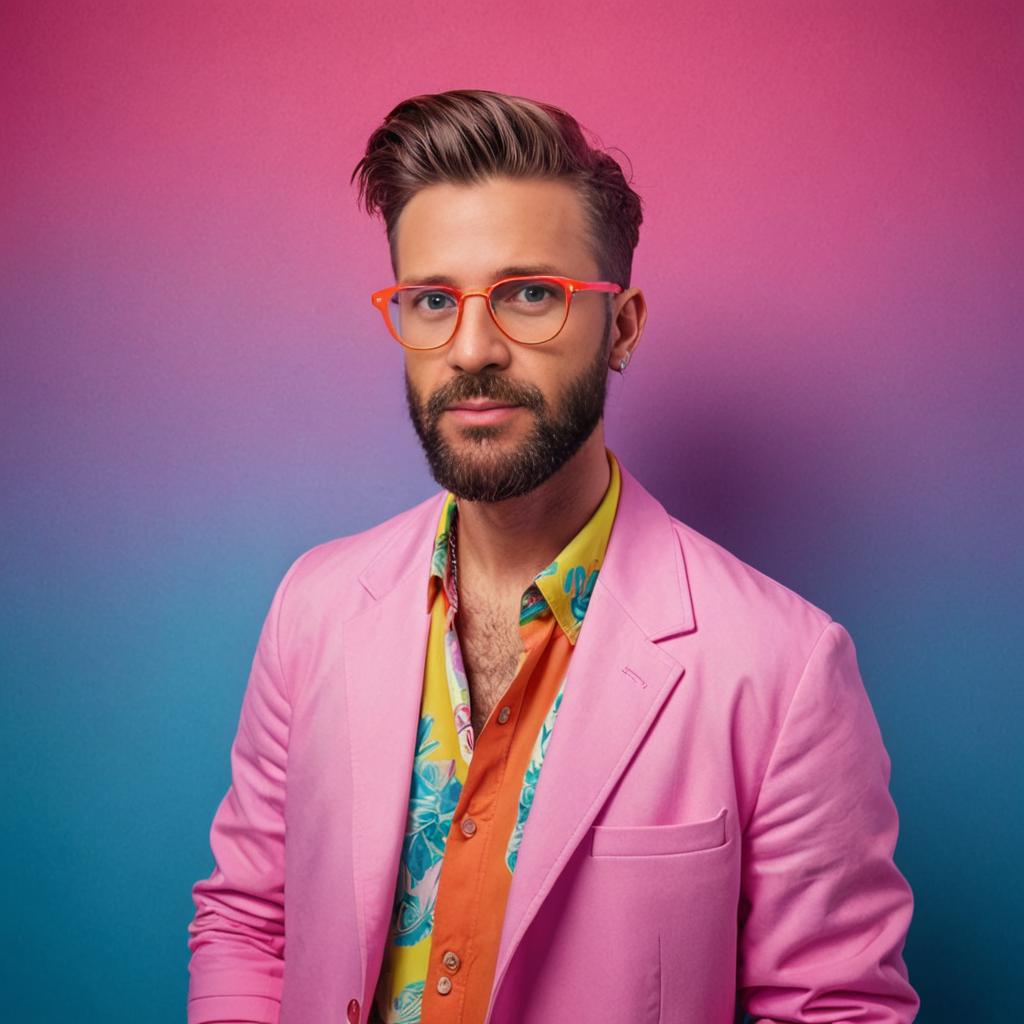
[589,808,728,857]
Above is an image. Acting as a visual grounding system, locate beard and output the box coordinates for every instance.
[405,314,613,503]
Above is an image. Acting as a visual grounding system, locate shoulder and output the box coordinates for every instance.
[271,490,443,628]
[672,514,832,628]
[659,515,859,780]
[666,512,835,667]
[614,459,833,656]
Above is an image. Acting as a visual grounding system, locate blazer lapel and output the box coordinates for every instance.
[486,463,698,1017]
[342,493,446,1011]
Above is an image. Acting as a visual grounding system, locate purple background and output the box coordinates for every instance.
[3,2,1021,1020]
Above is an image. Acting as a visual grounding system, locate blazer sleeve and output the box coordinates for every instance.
[186,557,303,1024]
[736,620,920,1023]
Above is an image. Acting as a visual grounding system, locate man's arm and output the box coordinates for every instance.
[737,620,920,1023]
[187,560,301,1024]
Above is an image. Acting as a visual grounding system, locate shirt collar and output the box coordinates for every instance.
[426,448,622,645]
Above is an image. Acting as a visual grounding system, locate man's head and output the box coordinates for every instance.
[351,89,646,502]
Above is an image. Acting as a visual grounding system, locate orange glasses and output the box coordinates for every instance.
[370,275,622,350]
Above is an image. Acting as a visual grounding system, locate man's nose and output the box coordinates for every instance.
[445,293,512,374]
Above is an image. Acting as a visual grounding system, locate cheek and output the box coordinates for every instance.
[404,361,435,403]
[505,356,561,410]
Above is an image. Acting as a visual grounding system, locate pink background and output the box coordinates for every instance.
[3,3,1021,1020]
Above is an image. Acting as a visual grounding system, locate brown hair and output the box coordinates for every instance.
[351,89,643,287]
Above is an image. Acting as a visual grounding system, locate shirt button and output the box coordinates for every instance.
[460,817,477,837]
[436,976,453,995]
[347,998,360,1023]
[442,950,461,972]
[497,706,511,724]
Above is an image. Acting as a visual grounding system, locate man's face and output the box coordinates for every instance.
[395,176,614,503]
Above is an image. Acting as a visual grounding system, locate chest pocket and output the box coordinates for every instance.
[588,808,728,858]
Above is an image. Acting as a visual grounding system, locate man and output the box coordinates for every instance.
[187,89,918,1024]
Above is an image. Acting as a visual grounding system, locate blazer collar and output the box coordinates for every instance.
[596,457,696,641]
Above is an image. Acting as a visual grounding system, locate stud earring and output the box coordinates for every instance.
[618,351,631,372]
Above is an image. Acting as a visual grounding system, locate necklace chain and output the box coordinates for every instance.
[449,506,459,595]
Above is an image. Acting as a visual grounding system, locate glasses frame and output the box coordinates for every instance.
[370,274,623,351]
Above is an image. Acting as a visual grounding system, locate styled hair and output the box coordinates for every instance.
[351,89,643,287]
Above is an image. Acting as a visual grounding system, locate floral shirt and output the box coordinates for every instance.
[370,449,622,1024]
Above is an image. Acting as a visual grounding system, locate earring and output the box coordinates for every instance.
[618,351,631,372]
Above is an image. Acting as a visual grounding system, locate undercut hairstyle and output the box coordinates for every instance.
[351,89,643,288]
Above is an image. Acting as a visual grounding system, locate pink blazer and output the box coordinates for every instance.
[188,461,919,1024]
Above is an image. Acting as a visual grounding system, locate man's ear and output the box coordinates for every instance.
[608,288,647,371]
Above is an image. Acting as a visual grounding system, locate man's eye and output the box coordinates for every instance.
[511,284,556,303]
[414,291,455,311]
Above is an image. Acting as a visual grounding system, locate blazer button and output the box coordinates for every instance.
[347,997,360,1023]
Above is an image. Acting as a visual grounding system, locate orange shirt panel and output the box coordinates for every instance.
[421,613,570,1021]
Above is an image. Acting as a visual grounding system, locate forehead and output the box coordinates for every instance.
[392,176,598,284]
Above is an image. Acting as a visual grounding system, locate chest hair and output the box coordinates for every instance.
[455,586,525,736]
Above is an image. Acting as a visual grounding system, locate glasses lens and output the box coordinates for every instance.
[390,287,459,349]
[490,278,569,344]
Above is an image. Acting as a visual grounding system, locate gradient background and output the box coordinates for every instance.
[2,2,1021,1021]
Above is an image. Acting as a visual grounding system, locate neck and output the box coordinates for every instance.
[452,428,611,594]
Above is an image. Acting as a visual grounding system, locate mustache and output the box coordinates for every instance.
[424,374,545,421]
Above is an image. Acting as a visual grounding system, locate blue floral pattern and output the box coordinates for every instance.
[391,715,462,947]
[563,564,600,634]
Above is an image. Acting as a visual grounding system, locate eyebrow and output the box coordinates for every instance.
[400,263,565,287]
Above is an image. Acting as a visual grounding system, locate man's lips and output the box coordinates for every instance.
[446,400,519,411]
[444,400,524,424]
